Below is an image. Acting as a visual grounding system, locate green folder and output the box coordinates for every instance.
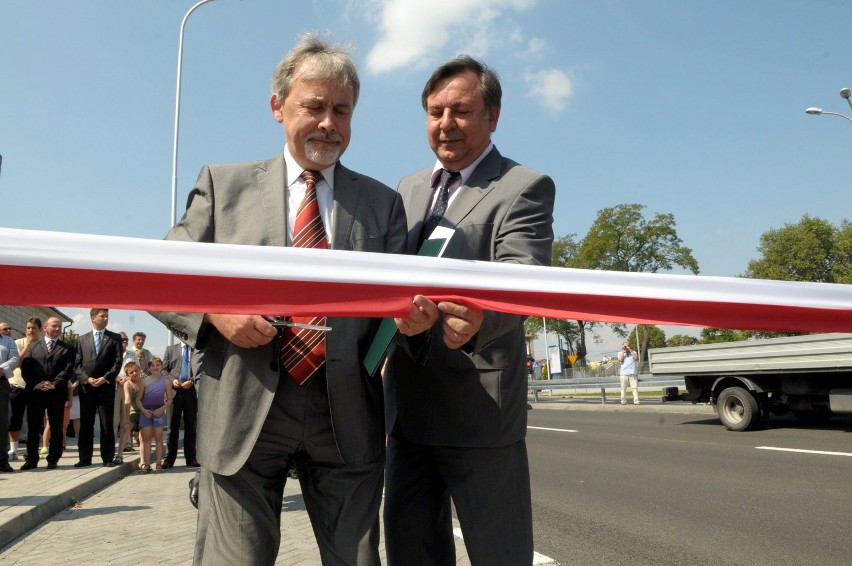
[363,234,451,375]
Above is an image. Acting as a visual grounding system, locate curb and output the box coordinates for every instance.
[0,455,141,550]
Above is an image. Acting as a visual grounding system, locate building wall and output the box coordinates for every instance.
[0,306,73,340]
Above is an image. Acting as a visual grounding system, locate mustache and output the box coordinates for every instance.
[307,132,342,143]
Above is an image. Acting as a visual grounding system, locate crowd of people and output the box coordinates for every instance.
[0,310,198,475]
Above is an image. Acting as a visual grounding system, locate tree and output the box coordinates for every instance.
[741,215,851,339]
[700,328,749,343]
[626,325,666,363]
[572,203,699,275]
[667,334,700,347]
[743,215,848,283]
[534,204,698,361]
[834,220,852,284]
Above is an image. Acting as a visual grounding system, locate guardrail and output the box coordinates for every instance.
[528,375,686,404]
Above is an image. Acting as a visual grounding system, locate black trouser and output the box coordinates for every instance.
[166,385,198,465]
[78,384,115,464]
[0,378,9,462]
[25,391,65,465]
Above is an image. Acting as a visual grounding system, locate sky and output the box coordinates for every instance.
[2,0,851,360]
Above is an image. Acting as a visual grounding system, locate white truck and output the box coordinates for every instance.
[648,333,852,431]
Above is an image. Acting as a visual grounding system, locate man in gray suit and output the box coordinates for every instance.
[384,55,555,565]
[151,34,407,565]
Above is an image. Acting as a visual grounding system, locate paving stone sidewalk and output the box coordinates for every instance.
[0,439,472,564]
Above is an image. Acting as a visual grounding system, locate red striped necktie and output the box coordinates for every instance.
[280,170,327,385]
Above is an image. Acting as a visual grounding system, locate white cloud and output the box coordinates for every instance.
[524,67,574,112]
[365,0,538,75]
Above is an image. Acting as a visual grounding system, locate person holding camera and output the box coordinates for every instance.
[618,341,640,405]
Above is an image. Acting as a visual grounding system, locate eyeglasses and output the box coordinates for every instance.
[0,328,10,332]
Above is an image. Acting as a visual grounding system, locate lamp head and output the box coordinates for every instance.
[805,107,823,115]
[840,88,851,100]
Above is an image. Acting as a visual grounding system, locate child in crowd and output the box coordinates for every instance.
[114,361,143,465]
[135,357,173,473]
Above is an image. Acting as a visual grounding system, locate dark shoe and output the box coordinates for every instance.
[113,456,123,465]
[187,460,200,468]
[47,462,58,470]
[103,461,115,467]
[161,460,173,470]
[74,461,91,468]
[0,462,14,473]
[20,462,36,470]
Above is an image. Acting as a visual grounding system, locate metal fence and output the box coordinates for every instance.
[527,373,685,404]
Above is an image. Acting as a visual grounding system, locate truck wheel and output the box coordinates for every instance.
[717,387,759,431]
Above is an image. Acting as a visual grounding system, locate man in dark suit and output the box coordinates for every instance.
[74,308,122,467]
[384,55,555,565]
[151,33,407,565]
[20,317,74,470]
[161,341,199,469]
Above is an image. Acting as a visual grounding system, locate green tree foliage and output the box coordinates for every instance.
[666,334,700,347]
[743,215,848,283]
[573,204,699,275]
[527,205,698,362]
[626,325,666,362]
[700,328,750,343]
[61,328,79,347]
[833,220,852,284]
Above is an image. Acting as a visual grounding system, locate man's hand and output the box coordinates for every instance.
[438,301,484,349]
[394,295,440,336]
[181,380,194,389]
[205,314,277,348]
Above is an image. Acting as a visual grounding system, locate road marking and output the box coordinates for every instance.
[756,446,852,457]
[528,426,578,433]
[453,528,559,565]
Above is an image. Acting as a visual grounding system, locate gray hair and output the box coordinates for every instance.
[421,54,501,112]
[272,32,360,106]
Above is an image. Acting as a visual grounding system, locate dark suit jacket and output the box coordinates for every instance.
[151,150,408,475]
[74,330,123,394]
[21,339,75,401]
[163,343,194,384]
[385,146,555,448]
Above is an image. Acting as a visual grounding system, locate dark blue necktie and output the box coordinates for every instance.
[421,169,460,244]
[180,345,191,382]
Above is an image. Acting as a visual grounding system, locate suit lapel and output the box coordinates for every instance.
[404,169,436,233]
[442,147,504,228]
[99,332,113,358]
[330,163,358,251]
[258,150,288,247]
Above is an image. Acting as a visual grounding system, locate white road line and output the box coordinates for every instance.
[756,446,852,457]
[453,528,559,565]
[528,426,578,433]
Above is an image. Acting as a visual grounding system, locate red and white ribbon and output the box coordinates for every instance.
[1,227,851,333]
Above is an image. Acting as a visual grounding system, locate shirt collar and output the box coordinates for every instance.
[430,142,494,187]
[283,144,336,192]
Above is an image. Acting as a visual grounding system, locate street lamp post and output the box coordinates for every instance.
[171,0,217,229]
[168,0,216,348]
[805,87,852,124]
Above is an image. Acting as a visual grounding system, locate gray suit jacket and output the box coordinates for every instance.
[151,150,407,475]
[385,146,554,448]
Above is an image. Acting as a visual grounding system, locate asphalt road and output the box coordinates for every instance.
[526,408,852,566]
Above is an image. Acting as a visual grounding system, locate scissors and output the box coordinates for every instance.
[264,316,331,332]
